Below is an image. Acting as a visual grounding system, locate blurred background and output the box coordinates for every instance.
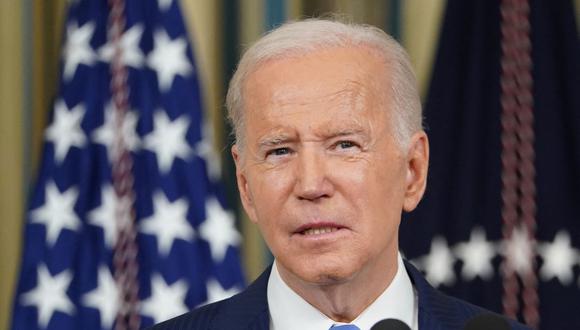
[1,0,578,329]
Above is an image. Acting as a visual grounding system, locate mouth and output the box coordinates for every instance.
[302,227,339,235]
[294,223,346,237]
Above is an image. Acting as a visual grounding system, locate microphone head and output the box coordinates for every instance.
[370,318,411,330]
[463,313,511,330]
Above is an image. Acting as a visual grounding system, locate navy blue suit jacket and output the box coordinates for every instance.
[150,261,530,330]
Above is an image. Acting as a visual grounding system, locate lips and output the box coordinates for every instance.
[294,222,346,236]
[302,227,338,235]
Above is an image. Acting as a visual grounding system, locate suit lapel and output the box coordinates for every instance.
[404,261,483,330]
[210,266,272,330]
[401,261,439,330]
[213,261,477,330]
[234,261,457,330]
[222,261,456,330]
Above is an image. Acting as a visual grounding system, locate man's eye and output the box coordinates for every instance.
[268,147,291,157]
[336,141,356,149]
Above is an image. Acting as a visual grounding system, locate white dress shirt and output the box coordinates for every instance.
[267,252,418,330]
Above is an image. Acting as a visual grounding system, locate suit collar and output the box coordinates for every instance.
[218,262,429,330]
[210,266,271,330]
[268,255,416,330]
[404,260,447,330]
[216,261,487,330]
[403,260,484,330]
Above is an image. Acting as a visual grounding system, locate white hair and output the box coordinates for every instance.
[226,18,422,149]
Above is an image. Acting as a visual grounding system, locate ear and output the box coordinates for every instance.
[231,144,259,223]
[402,132,429,212]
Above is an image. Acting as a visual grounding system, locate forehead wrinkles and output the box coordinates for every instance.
[240,49,390,147]
[245,79,385,149]
[263,78,371,119]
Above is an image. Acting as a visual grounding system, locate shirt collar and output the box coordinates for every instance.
[267,252,416,330]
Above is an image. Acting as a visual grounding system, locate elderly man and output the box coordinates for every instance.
[152,19,529,330]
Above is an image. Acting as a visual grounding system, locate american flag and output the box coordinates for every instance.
[11,0,245,329]
[400,0,580,328]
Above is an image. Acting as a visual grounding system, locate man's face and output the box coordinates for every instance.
[233,47,428,287]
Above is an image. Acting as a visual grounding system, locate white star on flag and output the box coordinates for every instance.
[20,264,75,328]
[62,21,96,81]
[454,227,496,281]
[30,182,80,247]
[81,266,120,329]
[147,28,192,91]
[157,0,173,11]
[91,101,140,162]
[45,100,87,164]
[141,274,189,324]
[415,236,456,287]
[98,24,145,68]
[140,191,194,256]
[87,185,130,249]
[204,278,240,305]
[501,226,535,276]
[538,231,579,285]
[199,198,241,262]
[143,110,192,173]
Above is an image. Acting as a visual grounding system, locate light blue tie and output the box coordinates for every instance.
[330,325,360,330]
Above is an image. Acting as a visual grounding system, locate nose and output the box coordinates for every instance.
[293,147,334,201]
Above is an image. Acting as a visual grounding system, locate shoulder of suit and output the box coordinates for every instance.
[403,260,531,330]
[147,266,272,330]
[146,300,227,330]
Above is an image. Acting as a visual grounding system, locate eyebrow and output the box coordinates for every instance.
[257,134,295,149]
[324,127,366,138]
[256,124,368,148]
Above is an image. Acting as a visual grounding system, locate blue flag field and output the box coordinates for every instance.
[11,0,245,329]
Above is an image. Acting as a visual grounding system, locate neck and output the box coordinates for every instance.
[276,251,399,323]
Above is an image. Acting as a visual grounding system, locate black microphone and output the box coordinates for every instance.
[370,318,411,330]
[463,313,511,330]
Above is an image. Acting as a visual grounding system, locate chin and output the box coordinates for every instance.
[313,272,354,286]
[287,258,358,286]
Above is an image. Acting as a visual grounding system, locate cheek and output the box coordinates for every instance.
[371,150,408,195]
[246,166,295,224]
[337,156,405,199]
[249,163,290,194]
[337,155,407,229]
